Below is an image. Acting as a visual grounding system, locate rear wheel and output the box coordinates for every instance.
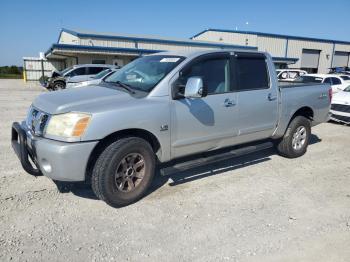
[276,116,311,158]
[91,137,155,207]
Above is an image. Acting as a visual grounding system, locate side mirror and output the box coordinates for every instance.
[184,77,207,98]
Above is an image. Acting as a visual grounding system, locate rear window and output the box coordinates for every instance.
[236,57,269,91]
[297,76,323,83]
[340,75,350,80]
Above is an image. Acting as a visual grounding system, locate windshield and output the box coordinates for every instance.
[296,76,323,83]
[93,69,112,79]
[340,75,350,81]
[104,55,185,92]
[60,66,73,76]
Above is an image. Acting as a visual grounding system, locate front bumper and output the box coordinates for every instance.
[11,122,98,181]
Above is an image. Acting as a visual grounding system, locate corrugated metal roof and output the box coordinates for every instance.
[192,29,350,45]
[59,28,256,50]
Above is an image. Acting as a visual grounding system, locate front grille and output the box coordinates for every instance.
[331,113,350,123]
[331,103,350,113]
[26,106,50,136]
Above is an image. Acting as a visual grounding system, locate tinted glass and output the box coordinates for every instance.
[297,76,322,83]
[177,58,231,95]
[236,57,269,90]
[340,75,350,80]
[88,67,105,75]
[323,78,332,84]
[331,77,341,85]
[70,67,86,76]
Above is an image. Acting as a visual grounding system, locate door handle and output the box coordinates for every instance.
[268,93,277,101]
[224,98,236,107]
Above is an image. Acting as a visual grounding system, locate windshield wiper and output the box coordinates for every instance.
[113,81,136,94]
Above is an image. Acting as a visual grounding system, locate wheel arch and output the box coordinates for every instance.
[85,128,161,182]
[291,106,314,121]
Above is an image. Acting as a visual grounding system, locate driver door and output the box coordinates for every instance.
[170,53,238,158]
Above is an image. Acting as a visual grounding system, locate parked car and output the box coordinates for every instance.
[330,85,350,124]
[276,69,307,82]
[296,74,350,93]
[328,67,350,75]
[66,68,119,89]
[41,64,114,91]
[12,49,330,207]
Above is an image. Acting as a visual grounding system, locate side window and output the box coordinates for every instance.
[331,77,341,85]
[176,57,231,95]
[87,67,105,75]
[236,56,269,91]
[323,78,332,84]
[69,67,86,77]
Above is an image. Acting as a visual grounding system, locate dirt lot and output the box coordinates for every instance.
[0,79,349,262]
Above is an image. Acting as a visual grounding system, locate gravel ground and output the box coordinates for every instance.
[0,79,349,262]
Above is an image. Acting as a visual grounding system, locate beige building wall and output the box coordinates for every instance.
[286,40,333,73]
[58,31,79,45]
[193,30,257,47]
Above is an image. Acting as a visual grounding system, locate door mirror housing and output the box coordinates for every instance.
[184,77,207,98]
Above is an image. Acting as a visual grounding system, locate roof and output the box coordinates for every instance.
[192,29,350,45]
[59,28,256,50]
[46,44,298,64]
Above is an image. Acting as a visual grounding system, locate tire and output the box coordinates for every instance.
[276,116,311,158]
[91,137,155,208]
[52,81,66,90]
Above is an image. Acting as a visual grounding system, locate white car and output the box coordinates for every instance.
[298,74,350,93]
[330,85,350,124]
[66,68,119,88]
[276,69,307,81]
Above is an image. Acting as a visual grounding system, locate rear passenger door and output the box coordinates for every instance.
[233,53,279,141]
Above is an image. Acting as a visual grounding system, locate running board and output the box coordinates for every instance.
[160,141,273,176]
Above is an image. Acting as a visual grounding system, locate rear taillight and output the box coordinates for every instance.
[328,88,332,102]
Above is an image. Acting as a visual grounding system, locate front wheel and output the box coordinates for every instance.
[52,81,66,90]
[91,137,155,208]
[276,116,311,158]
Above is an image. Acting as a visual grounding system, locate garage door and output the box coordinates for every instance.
[333,51,349,67]
[301,49,320,68]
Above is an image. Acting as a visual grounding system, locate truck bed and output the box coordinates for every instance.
[272,81,330,138]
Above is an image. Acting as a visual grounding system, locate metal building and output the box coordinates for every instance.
[24,28,296,81]
[192,29,350,73]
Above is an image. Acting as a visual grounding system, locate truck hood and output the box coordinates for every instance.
[33,84,136,114]
[332,91,350,104]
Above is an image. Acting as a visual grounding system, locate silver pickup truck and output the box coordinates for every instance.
[12,50,331,207]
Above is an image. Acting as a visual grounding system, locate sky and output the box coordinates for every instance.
[0,0,349,66]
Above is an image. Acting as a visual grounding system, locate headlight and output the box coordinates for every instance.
[45,112,91,138]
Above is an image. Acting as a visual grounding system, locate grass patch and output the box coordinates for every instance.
[0,74,22,79]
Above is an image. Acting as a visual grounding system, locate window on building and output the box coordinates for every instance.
[92,59,106,64]
[235,56,269,91]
